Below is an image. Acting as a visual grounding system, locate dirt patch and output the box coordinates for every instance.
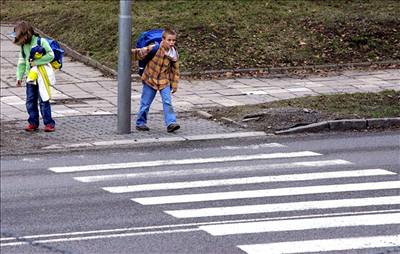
[241,107,337,131]
[206,90,400,133]
[210,106,339,133]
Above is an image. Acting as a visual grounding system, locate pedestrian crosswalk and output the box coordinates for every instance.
[47,142,400,254]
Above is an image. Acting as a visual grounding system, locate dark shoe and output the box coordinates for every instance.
[136,125,150,131]
[44,124,55,132]
[167,123,180,133]
[25,124,38,132]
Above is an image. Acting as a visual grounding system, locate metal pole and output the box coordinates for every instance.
[117,0,132,134]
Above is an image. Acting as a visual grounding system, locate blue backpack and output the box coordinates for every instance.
[23,37,64,70]
[136,29,163,76]
[38,37,64,70]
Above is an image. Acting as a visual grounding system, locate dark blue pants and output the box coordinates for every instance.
[26,83,55,127]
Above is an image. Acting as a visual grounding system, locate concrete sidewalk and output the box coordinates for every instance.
[1,23,400,154]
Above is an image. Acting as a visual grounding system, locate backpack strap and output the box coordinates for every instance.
[138,43,160,76]
[36,37,48,58]
[21,46,26,59]
[21,37,42,60]
[147,43,160,61]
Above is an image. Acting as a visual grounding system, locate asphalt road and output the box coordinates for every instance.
[1,131,399,254]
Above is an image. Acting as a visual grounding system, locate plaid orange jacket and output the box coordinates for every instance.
[132,44,179,91]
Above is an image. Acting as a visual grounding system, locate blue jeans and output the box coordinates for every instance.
[136,82,177,127]
[26,82,55,127]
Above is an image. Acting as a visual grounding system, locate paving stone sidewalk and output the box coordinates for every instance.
[1,23,400,155]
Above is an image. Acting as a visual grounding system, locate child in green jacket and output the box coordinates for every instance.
[12,21,56,132]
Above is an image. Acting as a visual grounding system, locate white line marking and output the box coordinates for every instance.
[220,143,286,150]
[199,212,400,236]
[0,237,14,241]
[132,180,400,205]
[0,228,201,247]
[2,209,399,245]
[103,169,394,193]
[238,235,400,254]
[166,196,400,218]
[74,159,352,183]
[49,151,321,173]
[184,131,266,141]
[43,133,272,150]
[91,137,186,146]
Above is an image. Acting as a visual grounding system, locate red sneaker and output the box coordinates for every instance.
[44,124,55,132]
[25,124,38,132]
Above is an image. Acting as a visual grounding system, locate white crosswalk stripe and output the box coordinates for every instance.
[102,169,394,193]
[237,235,400,254]
[46,143,400,254]
[199,212,400,235]
[49,151,321,173]
[165,196,400,218]
[131,180,400,205]
[75,159,351,183]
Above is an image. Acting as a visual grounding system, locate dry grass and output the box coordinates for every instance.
[2,0,399,72]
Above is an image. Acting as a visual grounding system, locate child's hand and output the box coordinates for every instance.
[29,61,36,67]
[16,80,22,87]
[172,87,177,93]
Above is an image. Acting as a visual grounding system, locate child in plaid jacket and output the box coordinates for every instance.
[131,28,180,133]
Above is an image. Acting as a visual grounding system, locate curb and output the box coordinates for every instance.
[1,22,117,77]
[40,131,267,150]
[33,27,118,77]
[180,60,400,77]
[275,118,400,135]
[195,111,400,135]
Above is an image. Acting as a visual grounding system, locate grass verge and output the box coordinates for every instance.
[1,0,399,73]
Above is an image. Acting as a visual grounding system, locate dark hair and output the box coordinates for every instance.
[13,21,38,45]
[162,28,177,39]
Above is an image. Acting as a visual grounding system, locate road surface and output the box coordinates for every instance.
[1,131,399,254]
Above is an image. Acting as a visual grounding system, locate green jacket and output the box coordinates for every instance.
[16,35,54,80]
